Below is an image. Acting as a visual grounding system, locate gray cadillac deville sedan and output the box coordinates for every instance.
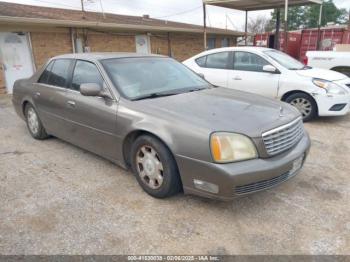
[12,53,310,200]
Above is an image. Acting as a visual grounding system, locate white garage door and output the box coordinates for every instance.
[0,32,34,94]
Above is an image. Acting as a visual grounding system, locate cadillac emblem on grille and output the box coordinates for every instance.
[279,106,284,117]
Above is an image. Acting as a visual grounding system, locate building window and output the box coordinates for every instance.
[221,38,229,47]
[207,38,216,50]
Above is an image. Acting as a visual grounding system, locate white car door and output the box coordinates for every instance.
[193,51,230,88]
[227,51,280,98]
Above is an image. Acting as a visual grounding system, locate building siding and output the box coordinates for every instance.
[150,34,170,56]
[30,31,73,69]
[87,32,136,52]
[0,29,236,94]
[170,33,204,61]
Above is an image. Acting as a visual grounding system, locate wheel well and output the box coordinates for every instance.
[122,130,174,168]
[22,101,30,116]
[281,90,318,114]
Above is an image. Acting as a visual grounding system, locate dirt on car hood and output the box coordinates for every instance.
[135,87,301,138]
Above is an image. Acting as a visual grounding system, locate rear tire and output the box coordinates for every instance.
[130,135,182,198]
[285,93,317,122]
[25,104,49,140]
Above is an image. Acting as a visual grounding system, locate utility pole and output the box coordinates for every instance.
[81,0,86,18]
[203,3,207,50]
[317,2,323,50]
[275,8,280,50]
[284,0,288,52]
[244,10,248,45]
[99,0,106,19]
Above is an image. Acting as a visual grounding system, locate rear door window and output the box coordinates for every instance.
[233,52,270,72]
[195,56,206,67]
[70,60,104,91]
[47,59,72,88]
[38,61,54,84]
[205,52,230,69]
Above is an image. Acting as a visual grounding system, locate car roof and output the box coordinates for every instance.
[182,46,275,61]
[212,46,272,52]
[52,52,166,61]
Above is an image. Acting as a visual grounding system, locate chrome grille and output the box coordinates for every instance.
[235,171,297,195]
[262,117,304,156]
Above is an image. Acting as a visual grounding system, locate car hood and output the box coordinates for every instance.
[134,87,300,138]
[295,68,347,81]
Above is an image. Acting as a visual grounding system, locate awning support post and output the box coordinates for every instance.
[245,10,248,45]
[203,2,207,50]
[317,2,323,50]
[274,8,281,49]
[284,0,288,51]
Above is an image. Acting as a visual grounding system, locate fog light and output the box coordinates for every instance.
[329,103,347,111]
[193,179,219,194]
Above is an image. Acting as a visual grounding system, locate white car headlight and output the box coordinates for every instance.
[210,132,258,163]
[312,78,346,95]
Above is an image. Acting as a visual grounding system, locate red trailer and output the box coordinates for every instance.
[254,32,301,59]
[342,30,350,44]
[299,26,346,63]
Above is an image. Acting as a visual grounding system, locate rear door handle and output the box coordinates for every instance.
[34,92,40,98]
[67,100,76,108]
[233,76,242,80]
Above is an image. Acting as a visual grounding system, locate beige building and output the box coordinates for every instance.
[0,1,243,94]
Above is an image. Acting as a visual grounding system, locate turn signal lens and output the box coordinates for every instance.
[210,132,258,163]
[312,78,346,95]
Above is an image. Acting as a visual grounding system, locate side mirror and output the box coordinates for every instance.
[263,65,278,73]
[80,83,103,97]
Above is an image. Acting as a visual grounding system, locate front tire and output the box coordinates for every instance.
[130,135,182,198]
[25,104,49,140]
[285,93,317,122]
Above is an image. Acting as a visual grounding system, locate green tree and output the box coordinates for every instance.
[268,0,349,31]
[269,6,307,31]
[306,0,349,28]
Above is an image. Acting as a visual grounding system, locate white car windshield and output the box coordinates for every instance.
[101,57,210,100]
[264,50,306,70]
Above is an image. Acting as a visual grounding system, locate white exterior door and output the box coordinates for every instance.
[135,35,150,54]
[0,32,34,94]
[228,51,280,98]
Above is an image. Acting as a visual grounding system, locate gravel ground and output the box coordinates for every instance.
[0,94,349,255]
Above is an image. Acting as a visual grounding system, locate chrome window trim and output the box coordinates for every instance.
[262,117,302,137]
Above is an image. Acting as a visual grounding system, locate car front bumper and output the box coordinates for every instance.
[314,93,350,116]
[175,133,311,201]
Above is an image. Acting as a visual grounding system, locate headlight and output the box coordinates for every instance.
[312,78,346,95]
[210,132,258,163]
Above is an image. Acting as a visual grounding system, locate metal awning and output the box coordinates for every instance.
[202,0,323,50]
[203,0,322,11]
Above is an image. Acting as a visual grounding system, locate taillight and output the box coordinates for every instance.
[303,56,308,65]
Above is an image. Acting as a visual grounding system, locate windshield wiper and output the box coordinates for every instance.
[132,92,178,101]
[186,87,207,92]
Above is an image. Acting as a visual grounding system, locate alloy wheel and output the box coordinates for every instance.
[290,98,312,118]
[27,107,39,135]
[136,145,164,189]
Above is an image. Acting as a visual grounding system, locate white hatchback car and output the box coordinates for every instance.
[183,47,350,121]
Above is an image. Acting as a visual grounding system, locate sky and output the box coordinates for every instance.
[2,0,350,31]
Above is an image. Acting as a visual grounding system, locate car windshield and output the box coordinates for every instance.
[264,50,306,70]
[101,57,210,100]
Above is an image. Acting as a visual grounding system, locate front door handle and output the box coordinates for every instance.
[34,92,40,98]
[67,100,76,108]
[233,76,242,80]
